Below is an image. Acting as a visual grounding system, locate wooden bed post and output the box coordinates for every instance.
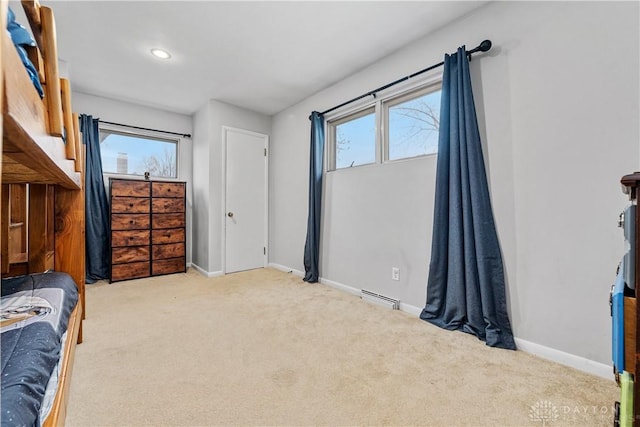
[39,6,63,137]
[55,183,85,342]
[1,186,8,274]
[60,79,76,162]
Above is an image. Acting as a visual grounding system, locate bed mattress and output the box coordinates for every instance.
[1,272,78,427]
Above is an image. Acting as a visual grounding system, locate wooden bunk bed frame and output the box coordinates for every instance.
[1,0,85,425]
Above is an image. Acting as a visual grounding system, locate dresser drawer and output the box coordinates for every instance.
[112,262,151,282]
[152,213,185,229]
[152,243,185,260]
[152,198,185,213]
[152,228,185,244]
[152,257,185,276]
[112,246,150,264]
[112,230,150,247]
[111,180,150,197]
[112,197,150,214]
[152,182,185,198]
[112,214,150,230]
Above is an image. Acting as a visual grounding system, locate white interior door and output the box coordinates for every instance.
[224,127,267,274]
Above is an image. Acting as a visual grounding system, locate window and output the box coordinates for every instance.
[386,86,441,161]
[99,128,178,178]
[327,81,441,171]
[332,107,376,169]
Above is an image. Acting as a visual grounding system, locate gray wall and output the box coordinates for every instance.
[192,103,211,270]
[270,1,639,365]
[73,92,194,265]
[191,100,271,273]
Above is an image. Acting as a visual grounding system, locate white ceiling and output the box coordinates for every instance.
[18,1,489,116]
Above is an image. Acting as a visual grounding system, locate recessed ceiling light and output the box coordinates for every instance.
[150,48,171,60]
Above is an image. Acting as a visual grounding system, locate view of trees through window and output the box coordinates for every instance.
[388,89,441,160]
[99,130,177,178]
[331,85,441,170]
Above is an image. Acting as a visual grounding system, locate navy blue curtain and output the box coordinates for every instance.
[80,115,110,284]
[420,48,516,350]
[303,111,325,283]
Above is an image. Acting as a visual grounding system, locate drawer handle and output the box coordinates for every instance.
[129,203,134,207]
[129,220,134,224]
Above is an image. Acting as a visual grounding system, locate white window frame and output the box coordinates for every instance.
[326,71,442,172]
[98,123,181,180]
[327,105,377,171]
[383,82,442,163]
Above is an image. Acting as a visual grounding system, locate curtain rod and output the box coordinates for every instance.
[315,40,492,118]
[98,119,192,139]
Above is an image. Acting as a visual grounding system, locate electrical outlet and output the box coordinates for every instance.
[392,267,400,281]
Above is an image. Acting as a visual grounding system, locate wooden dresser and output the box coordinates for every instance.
[109,178,186,282]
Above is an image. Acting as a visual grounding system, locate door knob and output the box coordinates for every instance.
[227,212,234,218]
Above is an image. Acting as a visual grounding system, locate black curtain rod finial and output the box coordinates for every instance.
[479,39,492,52]
[468,40,492,55]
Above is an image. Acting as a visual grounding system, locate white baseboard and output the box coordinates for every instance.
[268,263,304,278]
[268,263,613,380]
[399,302,423,316]
[319,276,361,297]
[321,276,424,316]
[190,263,223,278]
[514,338,612,379]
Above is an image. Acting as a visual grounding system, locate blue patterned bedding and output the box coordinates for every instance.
[1,272,78,427]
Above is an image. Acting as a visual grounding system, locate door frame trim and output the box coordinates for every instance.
[221,126,269,274]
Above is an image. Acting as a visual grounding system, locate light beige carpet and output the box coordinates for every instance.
[66,268,618,426]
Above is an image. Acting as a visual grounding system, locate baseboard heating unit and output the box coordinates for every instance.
[361,290,400,310]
